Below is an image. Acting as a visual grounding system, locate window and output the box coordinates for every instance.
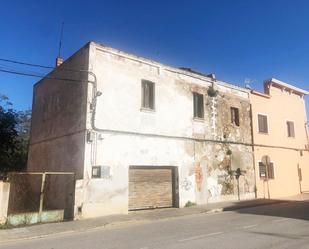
[259,162,274,179]
[258,114,268,134]
[193,92,204,119]
[287,121,295,137]
[231,107,240,126]
[141,80,155,110]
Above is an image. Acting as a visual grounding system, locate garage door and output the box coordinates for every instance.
[129,167,174,210]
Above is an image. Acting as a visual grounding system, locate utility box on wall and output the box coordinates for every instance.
[92,166,112,179]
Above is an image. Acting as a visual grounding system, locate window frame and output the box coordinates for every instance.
[258,161,274,179]
[257,113,269,134]
[193,92,204,119]
[286,120,295,138]
[230,107,240,126]
[141,79,155,111]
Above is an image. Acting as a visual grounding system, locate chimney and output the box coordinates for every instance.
[207,73,216,80]
[56,57,63,67]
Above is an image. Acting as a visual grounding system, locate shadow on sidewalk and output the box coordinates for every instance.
[230,199,309,221]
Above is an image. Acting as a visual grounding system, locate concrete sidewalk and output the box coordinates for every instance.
[0,195,308,244]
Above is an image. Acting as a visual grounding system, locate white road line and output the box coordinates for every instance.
[271,218,289,223]
[243,224,258,229]
[178,232,224,242]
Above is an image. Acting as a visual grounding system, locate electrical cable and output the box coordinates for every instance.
[0,57,91,74]
[0,68,87,83]
[0,58,54,69]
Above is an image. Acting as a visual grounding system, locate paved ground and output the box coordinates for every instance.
[0,198,309,249]
[0,198,284,243]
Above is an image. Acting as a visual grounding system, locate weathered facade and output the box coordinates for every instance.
[0,181,10,224]
[28,42,255,218]
[251,79,309,198]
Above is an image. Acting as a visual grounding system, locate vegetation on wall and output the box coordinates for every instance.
[185,200,196,207]
[221,180,234,195]
[207,85,218,97]
[226,149,232,156]
[0,94,31,176]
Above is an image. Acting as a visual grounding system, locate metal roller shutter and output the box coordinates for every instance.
[129,167,173,210]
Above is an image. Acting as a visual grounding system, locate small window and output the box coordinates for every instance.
[92,166,101,178]
[259,162,274,179]
[141,80,155,110]
[231,107,240,126]
[193,92,204,119]
[287,121,295,137]
[258,114,268,134]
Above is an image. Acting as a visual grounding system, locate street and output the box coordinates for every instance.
[1,200,309,249]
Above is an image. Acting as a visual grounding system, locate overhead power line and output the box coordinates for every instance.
[0,62,49,76]
[0,68,87,83]
[0,57,92,74]
[0,57,96,82]
[0,58,54,69]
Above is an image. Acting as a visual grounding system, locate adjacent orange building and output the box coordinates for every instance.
[251,78,309,198]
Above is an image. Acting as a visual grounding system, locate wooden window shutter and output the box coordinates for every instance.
[287,121,295,137]
[268,162,274,179]
[258,114,268,133]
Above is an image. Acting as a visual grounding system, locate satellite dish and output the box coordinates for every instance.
[245,84,252,90]
[261,155,271,166]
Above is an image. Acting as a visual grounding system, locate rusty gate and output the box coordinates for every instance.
[7,172,75,224]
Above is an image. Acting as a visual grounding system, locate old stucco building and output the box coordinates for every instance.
[250,79,309,198]
[28,42,256,218]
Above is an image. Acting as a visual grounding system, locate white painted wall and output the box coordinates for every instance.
[0,181,10,224]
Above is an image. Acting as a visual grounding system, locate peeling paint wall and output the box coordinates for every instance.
[28,42,255,219]
[76,43,255,218]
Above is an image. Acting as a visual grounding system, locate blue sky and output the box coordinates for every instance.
[0,0,309,112]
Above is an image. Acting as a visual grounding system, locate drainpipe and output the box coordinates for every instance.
[305,122,309,148]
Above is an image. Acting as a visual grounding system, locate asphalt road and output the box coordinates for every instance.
[1,200,309,249]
